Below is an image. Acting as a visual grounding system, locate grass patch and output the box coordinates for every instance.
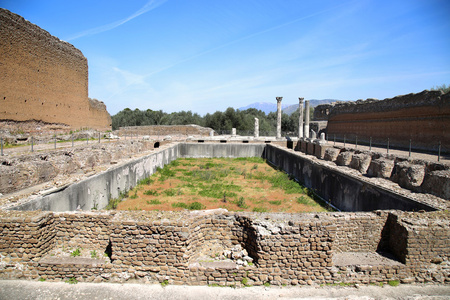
[138,177,153,185]
[163,188,177,196]
[388,280,400,287]
[65,277,78,284]
[253,207,268,213]
[143,190,159,196]
[147,199,161,205]
[172,202,188,209]
[269,200,282,205]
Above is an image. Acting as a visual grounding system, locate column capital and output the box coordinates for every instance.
[276,97,283,103]
[298,97,304,102]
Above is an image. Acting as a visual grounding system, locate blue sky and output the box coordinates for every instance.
[2,0,450,115]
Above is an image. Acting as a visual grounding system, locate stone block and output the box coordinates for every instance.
[314,144,331,159]
[323,147,341,162]
[336,151,353,166]
[421,170,450,200]
[307,142,315,155]
[391,161,425,190]
[367,158,394,178]
[349,153,372,174]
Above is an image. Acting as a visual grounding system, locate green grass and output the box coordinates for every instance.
[171,201,205,210]
[65,277,78,284]
[388,280,400,287]
[144,189,159,196]
[70,248,81,257]
[269,200,282,205]
[147,199,161,205]
[138,177,153,185]
[253,207,268,213]
[161,279,169,287]
[163,189,177,196]
[172,202,188,209]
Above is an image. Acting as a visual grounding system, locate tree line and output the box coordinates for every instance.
[112,107,314,135]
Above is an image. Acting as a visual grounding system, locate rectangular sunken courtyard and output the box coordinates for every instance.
[0,142,448,286]
[113,157,331,213]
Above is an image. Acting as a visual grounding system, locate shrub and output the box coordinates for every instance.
[144,190,158,196]
[188,202,205,210]
[172,202,188,209]
[237,197,248,209]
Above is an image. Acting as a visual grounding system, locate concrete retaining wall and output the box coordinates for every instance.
[264,144,436,212]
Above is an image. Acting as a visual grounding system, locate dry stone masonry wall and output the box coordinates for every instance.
[0,209,448,285]
[0,8,111,131]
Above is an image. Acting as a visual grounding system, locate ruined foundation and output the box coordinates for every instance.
[0,142,449,286]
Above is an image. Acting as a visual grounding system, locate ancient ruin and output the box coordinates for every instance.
[0,141,449,286]
[0,8,448,289]
[314,90,450,153]
[0,8,111,131]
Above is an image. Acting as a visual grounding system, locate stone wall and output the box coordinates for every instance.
[118,125,215,137]
[315,90,450,153]
[294,139,450,201]
[0,8,111,131]
[0,210,448,285]
[265,144,443,211]
[0,140,162,196]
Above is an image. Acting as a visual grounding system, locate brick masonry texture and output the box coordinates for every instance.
[314,90,450,153]
[0,209,448,286]
[0,8,111,131]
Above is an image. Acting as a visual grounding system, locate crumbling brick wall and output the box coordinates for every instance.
[0,8,111,131]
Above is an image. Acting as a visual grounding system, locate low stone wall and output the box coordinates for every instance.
[294,139,450,201]
[266,144,441,211]
[118,125,215,137]
[0,140,163,196]
[0,210,448,285]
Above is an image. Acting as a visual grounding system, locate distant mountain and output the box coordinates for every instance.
[238,102,290,115]
[239,99,345,116]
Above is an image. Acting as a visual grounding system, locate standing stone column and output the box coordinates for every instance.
[254,117,259,138]
[276,97,283,139]
[304,100,310,138]
[298,97,304,138]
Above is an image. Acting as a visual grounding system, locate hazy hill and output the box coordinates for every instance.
[239,99,345,115]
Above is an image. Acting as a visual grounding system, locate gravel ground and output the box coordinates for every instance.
[0,280,449,300]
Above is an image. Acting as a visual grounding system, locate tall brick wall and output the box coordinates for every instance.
[0,8,111,131]
[319,90,450,153]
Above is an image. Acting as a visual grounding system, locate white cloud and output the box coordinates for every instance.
[66,0,168,41]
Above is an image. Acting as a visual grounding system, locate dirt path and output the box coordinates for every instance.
[0,280,449,300]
